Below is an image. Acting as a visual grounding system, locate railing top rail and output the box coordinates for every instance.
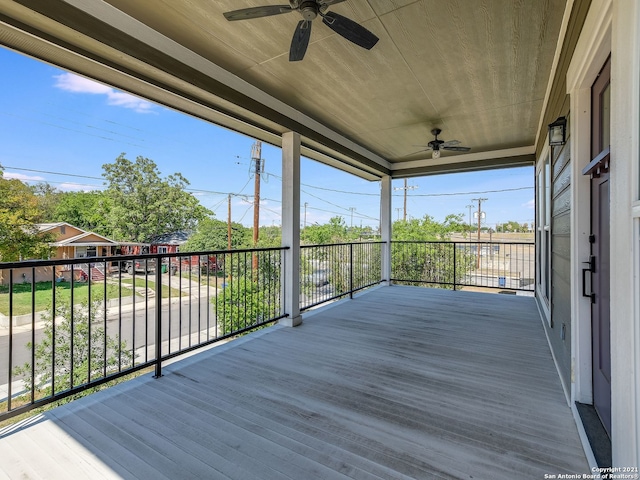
[0,246,289,269]
[301,241,386,248]
[160,246,289,258]
[390,240,534,245]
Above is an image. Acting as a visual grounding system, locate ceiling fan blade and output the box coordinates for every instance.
[442,146,471,152]
[224,5,293,21]
[322,0,347,6]
[440,139,461,147]
[406,147,432,156]
[321,12,379,50]
[290,20,312,62]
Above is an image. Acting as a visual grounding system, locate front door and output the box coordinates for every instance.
[586,56,611,436]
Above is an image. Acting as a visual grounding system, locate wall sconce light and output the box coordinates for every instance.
[548,116,567,146]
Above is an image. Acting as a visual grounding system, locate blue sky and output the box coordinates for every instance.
[0,46,534,230]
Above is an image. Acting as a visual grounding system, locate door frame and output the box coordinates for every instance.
[567,0,640,467]
[567,0,612,410]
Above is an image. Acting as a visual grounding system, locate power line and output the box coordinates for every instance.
[4,165,533,199]
[407,186,532,196]
[0,111,145,148]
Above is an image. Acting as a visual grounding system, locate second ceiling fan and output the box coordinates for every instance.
[414,128,471,159]
[223,1,379,61]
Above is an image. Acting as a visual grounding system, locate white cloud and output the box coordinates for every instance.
[54,73,155,113]
[58,182,94,192]
[522,199,535,209]
[3,172,45,181]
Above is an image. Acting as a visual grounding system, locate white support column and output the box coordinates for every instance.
[380,175,392,285]
[280,131,302,327]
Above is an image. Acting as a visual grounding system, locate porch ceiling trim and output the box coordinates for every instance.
[390,146,535,178]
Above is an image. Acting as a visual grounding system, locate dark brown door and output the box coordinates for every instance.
[587,56,611,436]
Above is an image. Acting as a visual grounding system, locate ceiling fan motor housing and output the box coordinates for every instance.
[300,1,319,20]
[428,140,443,150]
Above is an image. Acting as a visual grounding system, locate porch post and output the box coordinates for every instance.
[380,175,392,285]
[280,131,302,326]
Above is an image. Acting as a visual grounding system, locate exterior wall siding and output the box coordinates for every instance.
[547,121,573,393]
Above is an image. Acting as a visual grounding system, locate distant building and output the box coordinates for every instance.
[149,231,191,254]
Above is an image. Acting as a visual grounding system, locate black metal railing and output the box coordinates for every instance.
[390,241,535,291]
[299,242,384,311]
[0,247,286,420]
[1,240,534,419]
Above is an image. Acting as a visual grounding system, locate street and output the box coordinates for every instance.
[0,277,222,402]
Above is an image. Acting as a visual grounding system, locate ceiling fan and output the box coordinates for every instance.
[223,0,379,61]
[414,128,471,159]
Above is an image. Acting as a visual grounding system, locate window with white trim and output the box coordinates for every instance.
[536,147,552,311]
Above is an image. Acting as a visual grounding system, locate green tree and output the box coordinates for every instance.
[13,295,135,396]
[101,154,209,242]
[50,191,109,234]
[256,225,282,248]
[0,169,51,261]
[182,218,250,252]
[301,216,349,245]
[215,275,280,335]
[392,213,466,241]
[391,213,473,288]
[31,182,60,221]
[496,220,527,233]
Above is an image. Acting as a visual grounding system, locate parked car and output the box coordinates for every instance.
[120,259,156,274]
[307,269,330,287]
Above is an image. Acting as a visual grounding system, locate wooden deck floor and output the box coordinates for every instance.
[0,286,589,479]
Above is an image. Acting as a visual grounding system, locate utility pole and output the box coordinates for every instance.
[227,193,232,251]
[393,179,418,220]
[471,198,488,268]
[472,198,488,240]
[251,141,262,273]
[348,207,356,228]
[465,204,474,235]
[251,141,262,247]
[395,207,403,221]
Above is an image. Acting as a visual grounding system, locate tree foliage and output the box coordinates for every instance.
[256,225,282,248]
[302,216,351,244]
[215,276,280,335]
[13,295,134,396]
[101,154,209,242]
[0,169,51,261]
[182,218,249,252]
[391,214,473,288]
[392,213,466,241]
[495,220,531,233]
[50,191,109,234]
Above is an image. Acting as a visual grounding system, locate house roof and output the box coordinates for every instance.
[34,222,77,233]
[49,231,121,247]
[0,1,573,180]
[149,231,191,246]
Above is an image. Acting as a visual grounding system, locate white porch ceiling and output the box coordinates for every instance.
[0,0,566,179]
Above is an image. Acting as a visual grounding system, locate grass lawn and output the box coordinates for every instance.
[0,281,136,316]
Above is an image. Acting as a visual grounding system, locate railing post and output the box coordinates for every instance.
[380,176,392,285]
[453,242,457,291]
[349,243,354,299]
[154,254,163,378]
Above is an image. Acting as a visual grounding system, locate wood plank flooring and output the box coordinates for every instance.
[0,286,589,479]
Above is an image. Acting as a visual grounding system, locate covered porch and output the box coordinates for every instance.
[0,286,588,479]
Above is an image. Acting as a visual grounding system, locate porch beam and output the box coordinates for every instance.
[280,131,302,327]
[391,146,535,177]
